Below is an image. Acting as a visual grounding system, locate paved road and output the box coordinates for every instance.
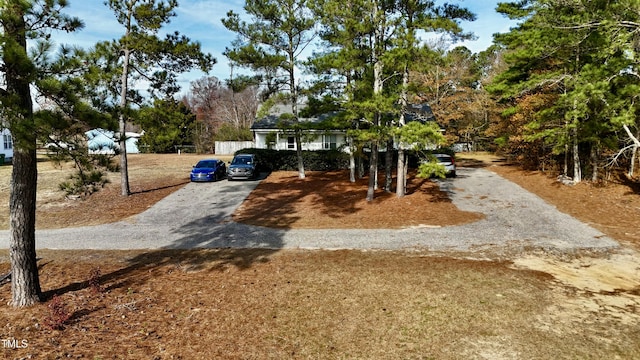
[0,167,620,252]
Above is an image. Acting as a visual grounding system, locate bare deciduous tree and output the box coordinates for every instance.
[186,76,259,152]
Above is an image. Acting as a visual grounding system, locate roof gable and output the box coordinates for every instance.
[404,103,436,122]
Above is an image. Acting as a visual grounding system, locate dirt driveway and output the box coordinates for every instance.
[0,166,620,253]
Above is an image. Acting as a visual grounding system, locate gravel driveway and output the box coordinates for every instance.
[0,167,620,253]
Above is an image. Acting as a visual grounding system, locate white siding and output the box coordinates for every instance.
[253,130,347,151]
[1,129,13,161]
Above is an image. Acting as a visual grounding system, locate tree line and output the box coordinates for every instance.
[489,0,640,183]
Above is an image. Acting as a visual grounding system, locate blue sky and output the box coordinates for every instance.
[57,0,517,93]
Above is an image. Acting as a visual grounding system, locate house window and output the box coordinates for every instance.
[3,134,12,150]
[324,134,337,150]
[287,136,295,149]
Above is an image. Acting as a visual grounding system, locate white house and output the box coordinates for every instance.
[1,128,13,162]
[86,128,142,154]
[251,103,437,152]
[252,111,347,151]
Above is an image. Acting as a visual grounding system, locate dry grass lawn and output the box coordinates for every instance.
[0,153,639,359]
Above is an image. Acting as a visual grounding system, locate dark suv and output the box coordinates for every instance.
[227,153,258,180]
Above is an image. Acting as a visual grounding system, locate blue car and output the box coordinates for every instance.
[190,159,226,182]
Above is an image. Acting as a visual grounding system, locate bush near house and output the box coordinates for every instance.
[235,148,457,173]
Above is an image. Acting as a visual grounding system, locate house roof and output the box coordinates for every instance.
[251,103,436,130]
[85,128,142,140]
[404,103,436,122]
[251,112,339,130]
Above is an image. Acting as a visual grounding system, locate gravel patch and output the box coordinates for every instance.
[0,167,620,253]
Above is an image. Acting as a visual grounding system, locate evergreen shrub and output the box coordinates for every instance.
[234,148,350,172]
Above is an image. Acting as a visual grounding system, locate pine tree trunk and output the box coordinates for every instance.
[623,125,640,177]
[4,3,42,307]
[366,0,383,201]
[384,139,393,192]
[358,155,365,179]
[396,149,407,197]
[564,143,569,176]
[367,143,378,202]
[571,62,581,183]
[119,114,130,196]
[288,42,305,180]
[118,7,133,196]
[349,138,356,183]
[591,144,599,182]
[636,129,640,177]
[295,130,305,179]
[563,120,569,176]
[396,63,409,197]
[10,149,41,307]
[572,130,582,183]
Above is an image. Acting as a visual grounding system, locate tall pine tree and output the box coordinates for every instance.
[90,0,214,195]
[0,0,94,307]
[223,0,316,179]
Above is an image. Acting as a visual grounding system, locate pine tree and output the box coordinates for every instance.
[223,0,316,179]
[91,0,215,195]
[392,0,474,196]
[491,0,640,182]
[309,0,474,200]
[1,0,85,307]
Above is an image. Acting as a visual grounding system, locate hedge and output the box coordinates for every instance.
[233,148,350,172]
[232,147,454,172]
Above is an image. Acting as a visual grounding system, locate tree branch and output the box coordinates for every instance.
[623,124,640,147]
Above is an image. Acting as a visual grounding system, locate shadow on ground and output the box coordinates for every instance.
[41,247,279,300]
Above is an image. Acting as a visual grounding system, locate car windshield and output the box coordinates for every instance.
[195,160,217,168]
[232,156,251,165]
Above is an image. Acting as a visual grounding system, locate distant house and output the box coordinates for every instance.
[250,102,437,152]
[1,128,13,162]
[86,128,142,154]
